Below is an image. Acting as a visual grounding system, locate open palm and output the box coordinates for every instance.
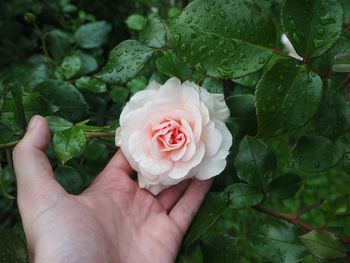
[12,116,212,263]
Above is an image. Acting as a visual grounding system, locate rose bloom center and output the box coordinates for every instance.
[152,118,189,152]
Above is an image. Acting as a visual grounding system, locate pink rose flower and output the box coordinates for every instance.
[116,77,232,195]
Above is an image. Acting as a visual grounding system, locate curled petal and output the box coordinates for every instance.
[202,121,223,157]
[168,142,205,179]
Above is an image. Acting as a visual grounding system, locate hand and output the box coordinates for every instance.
[12,116,212,263]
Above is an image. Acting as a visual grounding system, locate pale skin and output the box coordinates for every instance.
[12,115,212,263]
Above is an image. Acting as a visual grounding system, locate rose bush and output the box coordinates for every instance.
[116,77,232,194]
[2,0,350,262]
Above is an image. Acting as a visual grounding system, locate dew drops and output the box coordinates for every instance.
[185,16,193,23]
[277,85,284,94]
[218,67,234,78]
[258,57,265,64]
[204,6,211,12]
[191,32,198,39]
[317,27,325,35]
[319,13,335,25]
[199,45,207,52]
[313,161,320,169]
[313,39,324,48]
[174,33,181,43]
[309,71,317,77]
[219,11,226,18]
[116,66,124,72]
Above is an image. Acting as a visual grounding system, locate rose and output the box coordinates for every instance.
[116,77,232,195]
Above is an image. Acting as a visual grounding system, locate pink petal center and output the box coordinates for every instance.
[152,118,189,152]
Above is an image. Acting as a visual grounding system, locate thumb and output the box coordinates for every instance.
[12,115,65,219]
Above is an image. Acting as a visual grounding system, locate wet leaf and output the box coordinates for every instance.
[281,0,343,58]
[95,40,153,84]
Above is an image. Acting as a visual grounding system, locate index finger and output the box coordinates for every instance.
[169,179,213,234]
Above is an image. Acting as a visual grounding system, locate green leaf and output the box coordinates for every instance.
[45,116,73,133]
[183,193,226,248]
[74,21,112,49]
[167,0,276,79]
[95,40,153,84]
[0,230,27,263]
[76,51,98,76]
[234,137,276,190]
[332,64,350,73]
[75,76,107,93]
[54,166,83,195]
[46,29,72,62]
[233,70,262,88]
[334,53,350,64]
[256,59,322,137]
[202,78,223,94]
[292,134,345,173]
[339,0,350,24]
[168,7,182,18]
[267,173,303,200]
[313,80,350,140]
[9,84,26,130]
[126,76,148,94]
[156,51,192,80]
[323,195,350,227]
[0,122,14,143]
[281,0,343,59]
[139,17,166,48]
[35,80,88,122]
[202,234,239,263]
[85,141,107,161]
[2,62,49,92]
[300,231,347,259]
[311,32,350,75]
[1,92,59,129]
[125,14,147,31]
[59,53,82,80]
[250,221,306,263]
[342,153,350,175]
[110,87,130,104]
[53,126,87,164]
[226,94,257,137]
[324,195,350,217]
[0,165,15,200]
[225,183,264,209]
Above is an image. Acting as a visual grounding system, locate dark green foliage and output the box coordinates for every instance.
[1,0,350,262]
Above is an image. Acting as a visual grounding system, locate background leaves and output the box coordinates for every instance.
[1,0,350,262]
[281,0,343,59]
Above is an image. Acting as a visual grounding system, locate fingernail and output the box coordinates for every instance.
[28,116,39,130]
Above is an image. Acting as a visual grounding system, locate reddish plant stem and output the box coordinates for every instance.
[340,73,350,91]
[255,205,350,246]
[344,24,350,32]
[297,199,324,217]
[0,140,20,150]
[340,237,350,244]
[255,205,314,232]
